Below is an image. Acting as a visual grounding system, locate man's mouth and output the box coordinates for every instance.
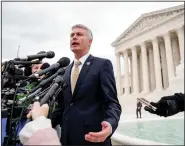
[72,42,80,46]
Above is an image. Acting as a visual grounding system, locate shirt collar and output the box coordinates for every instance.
[74,52,90,65]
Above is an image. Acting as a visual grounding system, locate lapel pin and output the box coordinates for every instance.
[86,62,90,65]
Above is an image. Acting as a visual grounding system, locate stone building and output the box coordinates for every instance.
[111,4,184,100]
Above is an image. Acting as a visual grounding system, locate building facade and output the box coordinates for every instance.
[111,4,184,97]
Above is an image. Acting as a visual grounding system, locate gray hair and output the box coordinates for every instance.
[72,24,93,41]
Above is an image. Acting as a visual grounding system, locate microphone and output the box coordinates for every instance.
[13,59,41,65]
[29,57,70,78]
[20,88,42,103]
[29,68,65,94]
[18,62,50,69]
[40,62,50,70]
[25,75,65,123]
[14,51,55,61]
[40,75,64,105]
[14,75,37,80]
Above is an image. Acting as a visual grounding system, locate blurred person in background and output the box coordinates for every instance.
[136,100,142,119]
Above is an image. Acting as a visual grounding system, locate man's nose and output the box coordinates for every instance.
[72,34,78,39]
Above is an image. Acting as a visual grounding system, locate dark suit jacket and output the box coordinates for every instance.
[51,55,122,146]
[137,102,142,110]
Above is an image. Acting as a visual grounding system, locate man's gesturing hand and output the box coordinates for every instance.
[85,121,112,143]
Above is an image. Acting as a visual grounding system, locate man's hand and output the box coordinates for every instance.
[85,121,112,143]
[27,102,49,120]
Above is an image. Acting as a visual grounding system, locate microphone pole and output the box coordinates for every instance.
[29,68,65,94]
[14,51,55,61]
[39,75,64,105]
[19,88,42,103]
[26,75,65,123]
[29,57,70,78]
[48,82,68,118]
[13,59,41,65]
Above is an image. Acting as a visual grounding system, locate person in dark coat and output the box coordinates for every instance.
[136,100,142,118]
[51,24,122,146]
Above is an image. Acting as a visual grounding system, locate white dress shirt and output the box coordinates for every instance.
[70,53,90,90]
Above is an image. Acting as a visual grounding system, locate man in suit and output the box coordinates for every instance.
[136,100,142,118]
[51,24,122,146]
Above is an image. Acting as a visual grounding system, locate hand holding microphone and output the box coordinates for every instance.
[144,99,170,117]
[19,101,61,145]
[144,93,184,117]
[27,102,49,120]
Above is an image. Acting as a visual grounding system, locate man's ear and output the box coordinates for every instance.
[88,40,92,48]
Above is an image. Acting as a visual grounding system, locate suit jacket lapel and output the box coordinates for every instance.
[72,55,94,98]
[63,63,73,103]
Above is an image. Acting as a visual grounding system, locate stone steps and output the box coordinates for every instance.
[118,63,184,120]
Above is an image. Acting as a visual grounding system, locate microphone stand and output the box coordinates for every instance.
[3,79,45,146]
[3,81,26,146]
[48,82,68,118]
[48,87,62,119]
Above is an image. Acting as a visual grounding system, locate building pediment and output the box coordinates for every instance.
[112,4,184,47]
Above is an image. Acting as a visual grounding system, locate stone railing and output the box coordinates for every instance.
[111,132,170,145]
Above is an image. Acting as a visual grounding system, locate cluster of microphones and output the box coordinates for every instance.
[1,51,70,145]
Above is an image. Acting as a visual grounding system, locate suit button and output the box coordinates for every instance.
[70,102,73,106]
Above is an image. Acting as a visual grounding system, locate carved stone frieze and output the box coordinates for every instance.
[118,8,184,42]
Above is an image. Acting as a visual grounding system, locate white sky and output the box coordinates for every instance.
[2,2,184,72]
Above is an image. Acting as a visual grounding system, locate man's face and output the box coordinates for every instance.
[70,27,92,53]
[31,64,43,74]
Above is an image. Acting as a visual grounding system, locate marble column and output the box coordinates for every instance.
[129,56,133,94]
[152,38,163,90]
[132,46,139,94]
[116,52,121,96]
[159,42,169,89]
[138,51,142,92]
[171,37,180,67]
[176,26,184,63]
[140,42,150,93]
[123,49,130,94]
[163,33,175,80]
[148,47,155,91]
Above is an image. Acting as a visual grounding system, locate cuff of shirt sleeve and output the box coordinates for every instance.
[103,120,113,136]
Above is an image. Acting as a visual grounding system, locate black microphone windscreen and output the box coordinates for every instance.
[47,51,55,58]
[37,51,46,54]
[40,63,50,70]
[58,57,70,67]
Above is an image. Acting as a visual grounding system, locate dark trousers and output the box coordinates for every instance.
[136,109,141,118]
